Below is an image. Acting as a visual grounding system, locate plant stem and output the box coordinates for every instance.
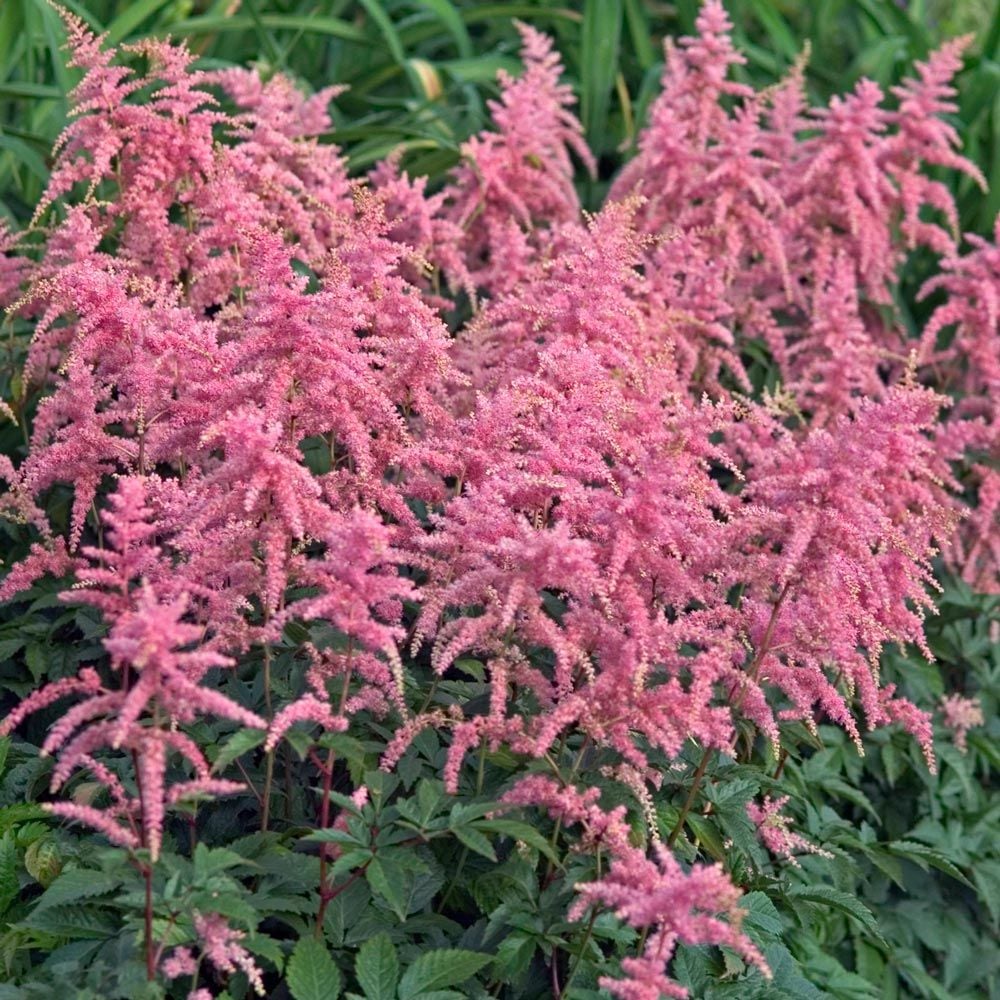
[260,750,275,832]
[314,746,337,936]
[132,747,156,981]
[636,925,650,956]
[316,652,353,934]
[666,746,712,847]
[563,907,600,994]
[316,865,369,935]
[144,864,155,981]
[773,747,790,780]
[475,732,488,794]
[260,642,274,832]
[668,585,792,847]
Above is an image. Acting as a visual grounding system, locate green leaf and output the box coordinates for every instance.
[105,0,174,43]
[786,885,884,943]
[472,819,560,863]
[366,857,408,921]
[451,825,496,862]
[0,639,24,662]
[623,0,655,70]
[741,891,785,938]
[164,13,368,45]
[355,932,399,1000]
[21,902,119,939]
[397,949,493,999]
[973,858,1000,930]
[820,776,879,820]
[580,0,623,154]
[0,803,45,833]
[212,728,266,773]
[887,840,975,889]
[192,843,255,880]
[287,937,343,1000]
[0,135,48,182]
[416,0,472,59]
[0,83,61,99]
[0,832,17,917]
[685,813,726,861]
[23,838,60,886]
[32,868,120,913]
[494,933,535,981]
[358,0,405,65]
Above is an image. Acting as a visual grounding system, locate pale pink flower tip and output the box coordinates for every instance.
[940,694,984,753]
[193,912,266,997]
[747,795,833,866]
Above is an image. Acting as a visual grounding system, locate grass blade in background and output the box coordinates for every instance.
[580,0,623,158]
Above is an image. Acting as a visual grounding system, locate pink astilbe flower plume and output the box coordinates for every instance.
[570,845,770,999]
[747,795,833,865]
[728,385,954,762]
[886,37,987,254]
[191,912,266,997]
[940,694,984,753]
[442,21,595,292]
[2,478,262,860]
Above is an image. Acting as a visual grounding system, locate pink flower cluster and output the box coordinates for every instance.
[0,4,996,995]
[162,912,265,997]
[747,795,833,866]
[571,844,769,998]
[940,694,985,753]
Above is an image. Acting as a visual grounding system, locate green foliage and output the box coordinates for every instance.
[288,937,343,1000]
[0,593,995,997]
[0,2,996,998]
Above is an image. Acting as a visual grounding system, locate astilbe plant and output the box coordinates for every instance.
[0,4,996,997]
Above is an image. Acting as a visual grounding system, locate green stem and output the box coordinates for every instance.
[260,642,274,832]
[563,907,600,994]
[439,735,488,913]
[666,747,712,848]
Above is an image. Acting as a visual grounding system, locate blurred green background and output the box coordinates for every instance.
[0,0,997,232]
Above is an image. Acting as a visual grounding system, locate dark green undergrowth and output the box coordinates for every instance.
[0,570,996,998]
[0,2,998,999]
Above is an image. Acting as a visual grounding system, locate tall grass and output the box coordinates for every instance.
[1,0,996,230]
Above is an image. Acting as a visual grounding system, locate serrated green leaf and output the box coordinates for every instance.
[366,857,407,921]
[451,825,496,862]
[685,813,726,861]
[786,885,884,943]
[355,932,399,1000]
[212,728,266,773]
[23,838,60,886]
[397,949,493,999]
[32,868,120,913]
[887,840,975,889]
[0,639,25,662]
[21,902,120,939]
[287,937,342,1000]
[0,802,47,832]
[973,858,1000,930]
[193,843,255,880]
[0,832,17,916]
[472,819,559,863]
[741,891,785,938]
